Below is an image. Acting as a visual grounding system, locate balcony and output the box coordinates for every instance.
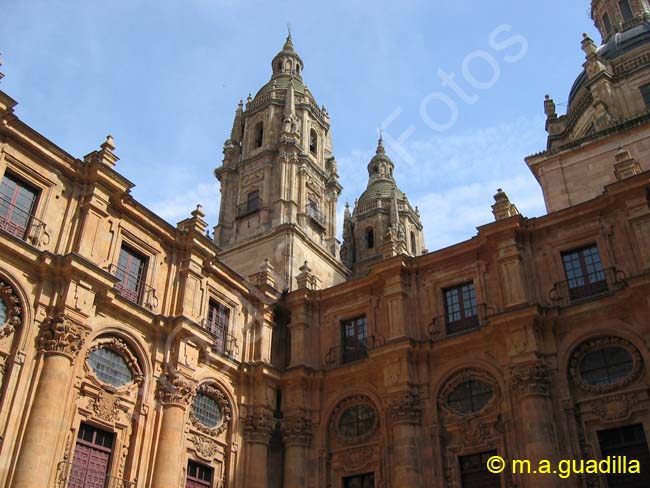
[548,267,627,307]
[109,264,158,311]
[237,198,262,218]
[324,335,383,368]
[0,196,49,248]
[56,460,135,488]
[199,318,239,357]
[428,303,493,342]
[306,204,326,228]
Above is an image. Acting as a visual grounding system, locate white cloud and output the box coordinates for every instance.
[148,181,220,227]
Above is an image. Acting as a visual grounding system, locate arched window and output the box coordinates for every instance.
[309,129,318,155]
[330,395,379,443]
[246,190,260,214]
[296,63,300,74]
[254,122,264,148]
[192,393,222,428]
[189,383,232,436]
[410,231,417,254]
[366,228,374,249]
[87,348,134,387]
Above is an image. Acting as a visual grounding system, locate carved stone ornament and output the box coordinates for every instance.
[93,390,119,422]
[329,395,380,444]
[458,416,502,447]
[156,372,196,407]
[193,434,219,461]
[387,387,423,424]
[439,369,499,417]
[341,446,375,472]
[510,362,551,397]
[189,383,232,437]
[591,392,639,422]
[86,336,144,386]
[281,415,313,446]
[0,280,22,339]
[38,314,85,359]
[242,411,274,444]
[569,336,642,393]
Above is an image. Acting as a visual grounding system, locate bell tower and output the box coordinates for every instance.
[591,0,650,41]
[214,34,349,291]
[341,136,424,277]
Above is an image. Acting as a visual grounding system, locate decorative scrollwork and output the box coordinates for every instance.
[192,434,219,461]
[510,362,551,397]
[38,314,85,359]
[387,387,423,424]
[0,280,22,339]
[568,336,642,393]
[156,372,196,407]
[242,411,274,444]
[281,415,313,446]
[189,383,232,437]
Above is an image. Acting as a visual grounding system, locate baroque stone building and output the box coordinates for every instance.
[1,1,650,487]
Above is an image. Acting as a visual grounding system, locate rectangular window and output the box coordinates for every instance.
[186,460,213,488]
[115,245,147,304]
[619,0,634,21]
[68,423,115,488]
[561,244,608,301]
[598,424,650,487]
[0,172,39,240]
[640,84,650,108]
[341,315,368,364]
[443,282,479,335]
[603,12,613,36]
[246,190,260,213]
[343,472,374,488]
[459,450,500,488]
[206,299,231,353]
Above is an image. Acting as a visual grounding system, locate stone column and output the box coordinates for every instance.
[387,388,425,486]
[282,416,313,488]
[151,372,196,488]
[12,315,85,488]
[511,362,560,488]
[243,411,274,488]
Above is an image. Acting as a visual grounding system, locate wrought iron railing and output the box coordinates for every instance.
[306,204,326,227]
[199,318,239,357]
[0,196,49,248]
[109,264,158,311]
[56,460,135,488]
[428,303,493,342]
[548,267,627,307]
[324,335,384,367]
[237,198,262,218]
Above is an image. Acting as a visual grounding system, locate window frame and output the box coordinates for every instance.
[560,243,608,302]
[619,0,634,22]
[205,299,231,354]
[640,84,650,108]
[0,171,40,241]
[340,315,369,364]
[115,244,148,304]
[442,281,479,335]
[186,459,214,488]
[253,121,264,149]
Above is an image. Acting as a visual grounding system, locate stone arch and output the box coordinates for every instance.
[432,358,507,404]
[0,267,33,349]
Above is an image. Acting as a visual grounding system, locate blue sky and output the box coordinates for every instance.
[0,0,599,251]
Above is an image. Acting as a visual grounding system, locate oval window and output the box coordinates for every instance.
[579,346,634,386]
[0,297,7,324]
[192,393,222,428]
[447,379,493,414]
[338,404,377,438]
[87,348,133,387]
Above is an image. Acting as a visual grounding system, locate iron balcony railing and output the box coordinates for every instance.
[428,303,493,342]
[199,318,239,357]
[109,264,158,311]
[0,196,49,248]
[56,460,135,488]
[306,204,326,227]
[548,267,627,307]
[324,335,384,367]
[237,198,262,218]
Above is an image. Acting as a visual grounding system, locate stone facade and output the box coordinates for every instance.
[1,2,650,487]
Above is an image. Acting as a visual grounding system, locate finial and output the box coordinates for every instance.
[101,134,116,152]
[287,22,292,40]
[376,129,385,154]
[0,52,4,82]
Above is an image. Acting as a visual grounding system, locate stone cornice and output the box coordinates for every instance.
[242,411,275,444]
